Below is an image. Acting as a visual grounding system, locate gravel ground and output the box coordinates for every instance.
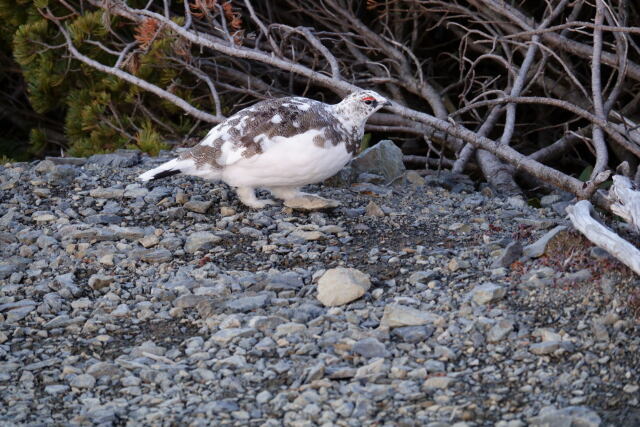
[1,148,639,426]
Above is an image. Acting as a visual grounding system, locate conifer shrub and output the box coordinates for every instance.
[0,0,222,158]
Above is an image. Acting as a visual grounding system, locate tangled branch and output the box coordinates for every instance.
[33,0,640,213]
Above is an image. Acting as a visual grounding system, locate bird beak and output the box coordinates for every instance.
[383,100,392,107]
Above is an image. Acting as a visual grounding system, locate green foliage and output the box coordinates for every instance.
[578,165,593,182]
[131,120,169,156]
[28,128,47,156]
[359,133,372,153]
[0,154,15,165]
[0,1,211,159]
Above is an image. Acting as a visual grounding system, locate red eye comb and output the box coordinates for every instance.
[362,96,376,101]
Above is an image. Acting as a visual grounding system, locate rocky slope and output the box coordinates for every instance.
[0,145,639,426]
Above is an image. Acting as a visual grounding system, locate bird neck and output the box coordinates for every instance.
[332,102,367,136]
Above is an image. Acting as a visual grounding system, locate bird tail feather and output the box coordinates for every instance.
[139,158,185,182]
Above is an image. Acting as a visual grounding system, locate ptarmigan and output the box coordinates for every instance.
[138,90,391,208]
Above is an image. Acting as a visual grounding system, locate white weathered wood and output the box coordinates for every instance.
[607,175,640,233]
[566,200,640,275]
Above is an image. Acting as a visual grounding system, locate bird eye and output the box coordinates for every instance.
[363,99,373,105]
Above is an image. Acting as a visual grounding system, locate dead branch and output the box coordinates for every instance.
[28,0,638,216]
[567,200,640,275]
[607,175,640,233]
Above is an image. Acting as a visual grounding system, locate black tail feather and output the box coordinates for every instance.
[152,169,181,180]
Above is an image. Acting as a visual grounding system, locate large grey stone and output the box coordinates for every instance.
[350,140,405,183]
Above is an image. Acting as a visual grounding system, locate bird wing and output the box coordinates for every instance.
[179,97,346,169]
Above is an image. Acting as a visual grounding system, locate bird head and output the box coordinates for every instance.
[333,90,391,130]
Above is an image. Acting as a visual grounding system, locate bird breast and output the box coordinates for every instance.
[221,128,352,188]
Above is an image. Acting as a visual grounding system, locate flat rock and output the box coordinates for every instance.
[130,341,166,358]
[45,156,86,166]
[316,267,371,307]
[139,234,160,248]
[291,230,324,241]
[352,337,387,358]
[70,374,96,389]
[350,183,393,197]
[284,195,341,211]
[87,362,121,378]
[487,319,514,343]
[88,274,114,290]
[184,200,213,214]
[110,225,145,240]
[44,385,69,395]
[529,406,601,427]
[140,248,173,263]
[44,315,74,329]
[32,212,56,223]
[226,295,271,312]
[407,270,437,285]
[391,325,434,343]
[211,328,256,345]
[174,294,207,309]
[530,341,561,355]
[184,231,222,253]
[89,187,125,199]
[423,376,455,390]
[365,201,385,217]
[85,214,122,225]
[87,149,140,167]
[405,170,425,186]
[380,304,443,328]
[471,282,506,305]
[493,240,523,268]
[523,225,566,258]
[6,306,35,323]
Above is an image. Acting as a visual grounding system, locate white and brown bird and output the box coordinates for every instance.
[138,90,391,208]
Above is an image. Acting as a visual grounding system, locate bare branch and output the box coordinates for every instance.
[590,0,609,178]
[50,10,223,124]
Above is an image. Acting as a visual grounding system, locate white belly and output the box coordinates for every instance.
[221,131,352,188]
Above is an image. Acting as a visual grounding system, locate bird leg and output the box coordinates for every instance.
[268,186,310,201]
[235,186,275,209]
